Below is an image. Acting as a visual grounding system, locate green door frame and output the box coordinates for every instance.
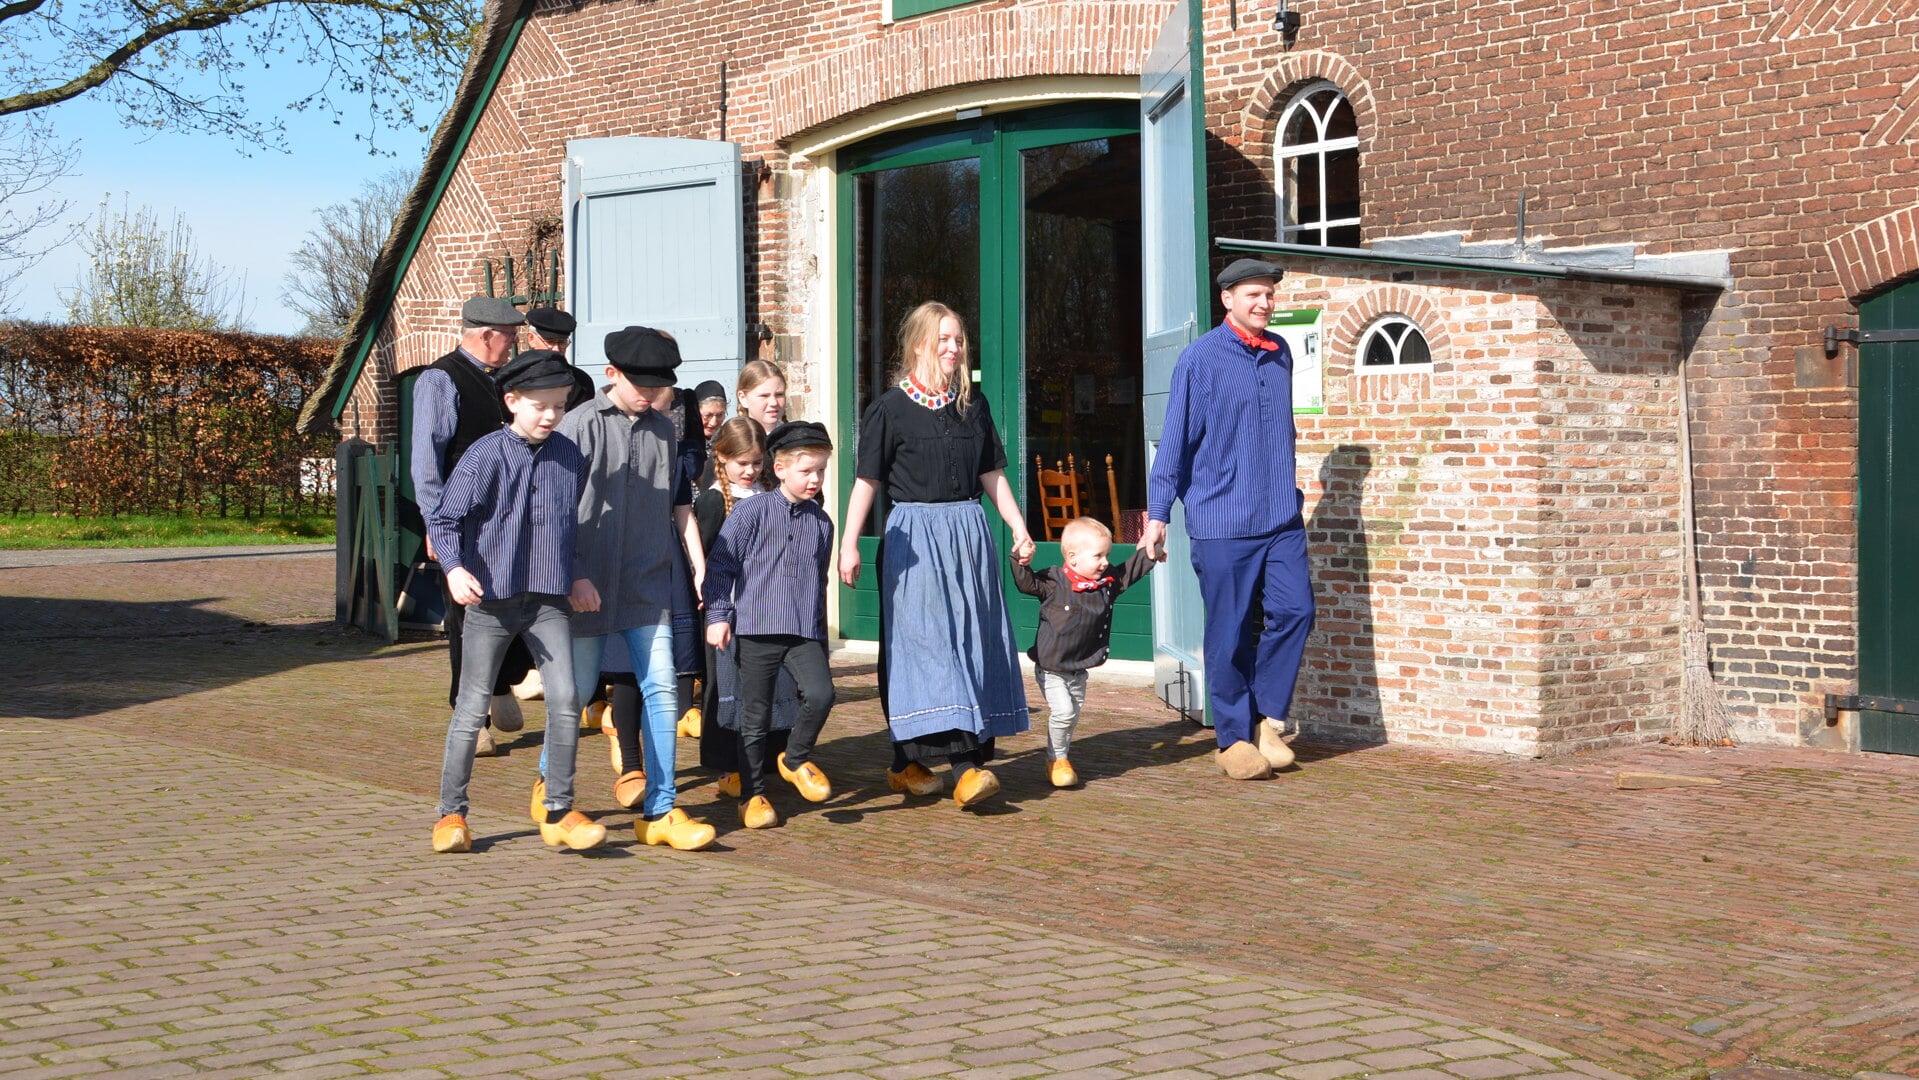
[833,102,1150,657]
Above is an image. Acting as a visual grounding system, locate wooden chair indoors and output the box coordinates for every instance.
[1034,454,1083,541]
[1105,453,1122,536]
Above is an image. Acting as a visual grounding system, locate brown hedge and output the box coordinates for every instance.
[0,323,339,517]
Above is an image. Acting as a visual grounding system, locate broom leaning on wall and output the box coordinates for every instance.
[1675,354,1734,746]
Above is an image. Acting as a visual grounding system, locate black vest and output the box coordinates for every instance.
[429,350,508,478]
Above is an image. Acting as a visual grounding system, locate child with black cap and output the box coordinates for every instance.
[427,349,604,855]
[702,420,838,829]
[556,325,716,853]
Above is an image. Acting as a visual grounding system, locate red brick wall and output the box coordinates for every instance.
[1201,1,1919,743]
[346,0,1919,748]
[1282,265,1687,753]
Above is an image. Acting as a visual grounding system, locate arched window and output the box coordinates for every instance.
[1358,316,1432,369]
[1276,82,1360,247]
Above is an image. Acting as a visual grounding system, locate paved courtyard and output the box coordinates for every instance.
[3,549,1916,1079]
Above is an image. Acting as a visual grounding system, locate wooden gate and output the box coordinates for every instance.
[1858,278,1919,754]
[336,440,401,644]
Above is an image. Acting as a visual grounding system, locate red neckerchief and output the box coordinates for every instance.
[1062,565,1113,592]
[1226,318,1280,352]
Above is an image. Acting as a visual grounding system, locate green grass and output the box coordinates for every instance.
[0,513,334,549]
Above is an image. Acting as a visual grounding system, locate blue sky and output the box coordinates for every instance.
[12,67,436,335]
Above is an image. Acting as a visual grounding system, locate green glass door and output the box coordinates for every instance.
[1859,279,1919,754]
[836,103,1151,659]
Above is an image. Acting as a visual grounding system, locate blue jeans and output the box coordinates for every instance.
[1189,523,1315,748]
[565,621,678,816]
[438,594,579,819]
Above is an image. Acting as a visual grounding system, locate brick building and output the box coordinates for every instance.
[300,0,1919,757]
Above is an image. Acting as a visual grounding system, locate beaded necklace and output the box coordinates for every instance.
[899,374,956,411]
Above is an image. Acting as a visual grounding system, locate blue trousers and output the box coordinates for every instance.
[1189,523,1315,748]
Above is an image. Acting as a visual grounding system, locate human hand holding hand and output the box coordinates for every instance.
[1140,520,1169,562]
[706,622,733,650]
[569,578,601,613]
[1012,534,1036,564]
[447,567,484,606]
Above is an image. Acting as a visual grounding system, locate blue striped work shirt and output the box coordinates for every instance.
[701,489,835,641]
[408,347,488,516]
[427,427,587,600]
[1147,321,1300,540]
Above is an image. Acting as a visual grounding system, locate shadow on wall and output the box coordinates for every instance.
[1302,443,1386,748]
[0,594,377,720]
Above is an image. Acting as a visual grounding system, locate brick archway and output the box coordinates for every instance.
[1239,50,1377,156]
[1828,204,1919,303]
[766,1,1173,144]
[1330,286,1451,370]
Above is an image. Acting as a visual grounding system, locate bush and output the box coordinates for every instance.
[0,323,338,517]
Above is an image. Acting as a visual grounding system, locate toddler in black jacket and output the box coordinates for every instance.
[1011,516,1155,788]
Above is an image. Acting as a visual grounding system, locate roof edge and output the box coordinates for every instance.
[1216,237,1732,294]
[297,0,536,436]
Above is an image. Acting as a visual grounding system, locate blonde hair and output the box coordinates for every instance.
[895,301,972,416]
[774,445,831,467]
[736,359,786,403]
[709,416,769,517]
[1059,516,1112,554]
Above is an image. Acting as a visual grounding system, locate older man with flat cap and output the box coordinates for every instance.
[524,306,596,410]
[1140,257,1315,781]
[411,295,538,755]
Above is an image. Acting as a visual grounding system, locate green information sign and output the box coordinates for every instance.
[1269,308,1324,414]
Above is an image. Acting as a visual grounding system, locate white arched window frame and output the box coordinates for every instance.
[1275,81,1361,247]
[1356,315,1433,371]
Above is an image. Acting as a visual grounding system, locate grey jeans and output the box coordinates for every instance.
[438,593,580,818]
[1035,667,1088,761]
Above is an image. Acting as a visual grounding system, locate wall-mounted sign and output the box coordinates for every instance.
[1268,308,1324,415]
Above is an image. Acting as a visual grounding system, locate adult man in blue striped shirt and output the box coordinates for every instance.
[411,296,536,753]
[1142,258,1314,781]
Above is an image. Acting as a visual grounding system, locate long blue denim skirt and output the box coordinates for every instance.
[879,500,1031,744]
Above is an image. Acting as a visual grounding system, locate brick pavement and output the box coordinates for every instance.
[4,552,1918,1078]
[2,727,1613,1079]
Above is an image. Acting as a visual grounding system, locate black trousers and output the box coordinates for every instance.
[441,575,535,709]
[735,634,834,799]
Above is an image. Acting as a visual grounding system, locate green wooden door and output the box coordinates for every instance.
[1859,279,1919,754]
[835,103,1152,660]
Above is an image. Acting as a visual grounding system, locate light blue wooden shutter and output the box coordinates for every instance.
[1141,0,1212,723]
[564,138,745,392]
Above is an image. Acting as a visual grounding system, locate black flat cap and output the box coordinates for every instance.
[603,326,681,387]
[693,379,728,403]
[461,295,526,328]
[1215,258,1286,290]
[496,349,577,392]
[765,420,833,457]
[524,307,576,339]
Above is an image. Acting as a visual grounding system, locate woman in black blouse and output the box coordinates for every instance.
[839,302,1035,808]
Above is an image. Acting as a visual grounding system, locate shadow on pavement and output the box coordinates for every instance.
[0,593,395,719]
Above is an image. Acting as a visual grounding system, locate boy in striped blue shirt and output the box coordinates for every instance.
[427,349,606,856]
[703,421,838,831]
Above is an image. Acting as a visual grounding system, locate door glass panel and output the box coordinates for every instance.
[852,158,982,536]
[1019,134,1145,543]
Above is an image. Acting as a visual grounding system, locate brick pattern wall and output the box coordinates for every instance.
[344,0,1919,749]
[1200,1,1919,743]
[340,0,1166,447]
[1285,266,1685,754]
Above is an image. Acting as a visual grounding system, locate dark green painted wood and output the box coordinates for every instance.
[1859,277,1919,755]
[834,103,1151,659]
[892,0,980,17]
